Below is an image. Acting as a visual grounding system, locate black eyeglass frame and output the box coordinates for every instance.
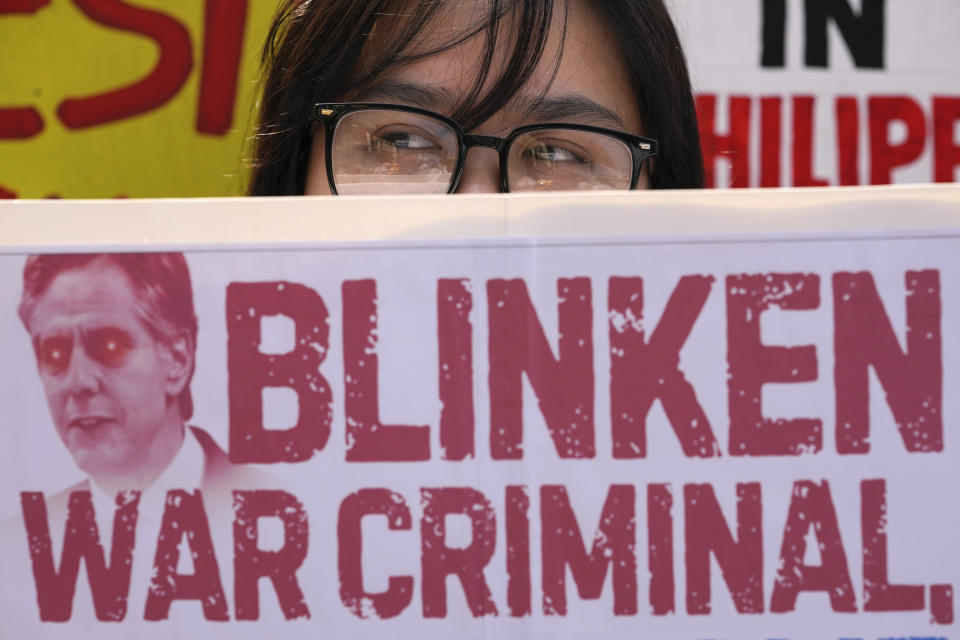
[312,102,659,194]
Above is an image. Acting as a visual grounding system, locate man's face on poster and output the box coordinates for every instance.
[23,260,187,479]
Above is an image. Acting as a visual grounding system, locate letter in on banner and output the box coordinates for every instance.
[234,490,310,621]
[438,278,475,460]
[684,483,763,615]
[226,281,332,463]
[20,490,140,622]
[487,278,594,459]
[727,273,821,456]
[648,483,676,616]
[770,480,856,613]
[144,490,227,621]
[338,489,414,619]
[540,485,637,616]
[833,270,942,454]
[343,279,430,461]
[420,487,498,618]
[608,275,719,459]
[58,0,193,129]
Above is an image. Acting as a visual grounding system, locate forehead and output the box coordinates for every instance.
[27,261,142,334]
[359,0,641,132]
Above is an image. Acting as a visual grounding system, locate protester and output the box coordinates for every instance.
[249,0,703,195]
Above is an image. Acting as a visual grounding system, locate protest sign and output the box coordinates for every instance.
[676,0,960,188]
[0,186,958,639]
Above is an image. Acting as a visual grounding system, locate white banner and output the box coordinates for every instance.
[675,0,960,188]
[0,187,958,639]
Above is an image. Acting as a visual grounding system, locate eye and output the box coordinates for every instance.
[370,127,442,152]
[37,336,72,375]
[520,142,587,164]
[84,327,135,367]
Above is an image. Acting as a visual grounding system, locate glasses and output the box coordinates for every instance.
[312,103,658,195]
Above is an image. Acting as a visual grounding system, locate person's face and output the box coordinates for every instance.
[305,0,647,194]
[24,260,190,481]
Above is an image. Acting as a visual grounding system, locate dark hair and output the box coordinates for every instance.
[248,0,704,194]
[18,252,199,420]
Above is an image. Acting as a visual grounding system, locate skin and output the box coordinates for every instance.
[24,260,192,493]
[305,0,647,194]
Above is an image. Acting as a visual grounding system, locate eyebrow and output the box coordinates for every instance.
[352,82,628,130]
[517,95,627,129]
[352,82,457,109]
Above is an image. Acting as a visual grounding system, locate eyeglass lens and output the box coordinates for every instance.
[507,129,633,192]
[329,108,635,194]
[331,109,459,195]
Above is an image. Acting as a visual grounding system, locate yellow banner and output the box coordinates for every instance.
[0,0,276,199]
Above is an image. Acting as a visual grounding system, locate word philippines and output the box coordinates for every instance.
[16,267,955,626]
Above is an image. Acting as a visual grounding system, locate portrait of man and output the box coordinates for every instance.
[17,252,255,503]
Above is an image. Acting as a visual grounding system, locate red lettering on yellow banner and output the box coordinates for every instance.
[58,0,193,129]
